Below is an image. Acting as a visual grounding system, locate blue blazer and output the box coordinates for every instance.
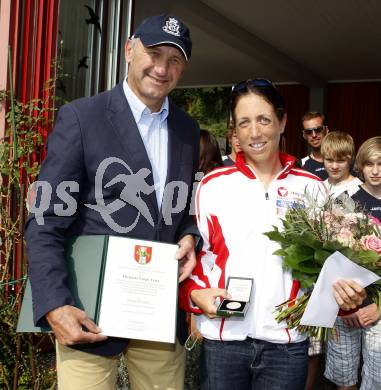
[25,83,200,356]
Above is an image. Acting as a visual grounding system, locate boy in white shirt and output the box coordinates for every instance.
[321,131,362,198]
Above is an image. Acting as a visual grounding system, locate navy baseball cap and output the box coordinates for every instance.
[132,14,192,61]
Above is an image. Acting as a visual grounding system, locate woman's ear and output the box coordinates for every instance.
[280,113,287,134]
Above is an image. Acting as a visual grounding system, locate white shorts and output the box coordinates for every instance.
[324,317,381,390]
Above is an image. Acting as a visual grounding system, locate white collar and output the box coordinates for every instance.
[123,79,169,123]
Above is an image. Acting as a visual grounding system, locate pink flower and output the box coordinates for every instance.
[336,228,355,248]
[330,221,343,235]
[323,211,334,225]
[370,216,381,227]
[343,213,359,226]
[361,235,381,254]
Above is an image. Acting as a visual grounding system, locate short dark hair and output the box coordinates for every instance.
[301,111,325,124]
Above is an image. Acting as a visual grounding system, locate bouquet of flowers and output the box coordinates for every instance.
[264,192,381,340]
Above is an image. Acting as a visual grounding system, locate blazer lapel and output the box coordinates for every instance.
[106,84,159,222]
[166,103,183,187]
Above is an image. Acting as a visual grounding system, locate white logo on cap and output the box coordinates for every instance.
[162,17,181,37]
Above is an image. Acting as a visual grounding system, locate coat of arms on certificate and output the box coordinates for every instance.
[134,245,152,265]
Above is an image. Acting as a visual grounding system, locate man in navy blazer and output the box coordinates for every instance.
[25,14,200,390]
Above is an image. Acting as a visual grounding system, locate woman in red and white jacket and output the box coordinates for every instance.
[179,79,366,390]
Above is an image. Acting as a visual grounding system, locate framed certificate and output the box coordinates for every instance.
[17,235,179,343]
[96,236,179,343]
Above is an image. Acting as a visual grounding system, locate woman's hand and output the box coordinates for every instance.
[190,288,230,319]
[333,279,366,311]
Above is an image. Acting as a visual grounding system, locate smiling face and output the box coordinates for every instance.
[324,155,351,185]
[125,38,187,112]
[233,92,286,169]
[302,117,328,150]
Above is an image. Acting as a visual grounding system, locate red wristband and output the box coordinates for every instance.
[338,308,358,316]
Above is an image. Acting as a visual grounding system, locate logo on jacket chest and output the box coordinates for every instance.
[276,187,305,216]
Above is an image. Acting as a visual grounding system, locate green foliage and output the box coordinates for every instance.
[0,51,66,388]
[0,90,47,181]
[0,292,56,389]
[170,87,230,137]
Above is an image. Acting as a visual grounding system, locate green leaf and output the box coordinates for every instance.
[340,249,381,274]
[292,271,316,289]
[264,228,289,245]
[314,249,332,265]
[323,241,343,251]
[284,244,314,262]
[299,232,321,250]
[283,245,314,270]
[273,248,287,257]
[354,249,380,264]
[298,262,321,274]
[286,232,320,250]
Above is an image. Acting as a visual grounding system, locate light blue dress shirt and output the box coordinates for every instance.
[123,79,169,208]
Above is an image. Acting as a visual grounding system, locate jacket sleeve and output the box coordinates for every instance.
[24,103,85,327]
[178,178,218,313]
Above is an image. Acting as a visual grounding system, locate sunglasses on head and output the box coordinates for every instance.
[232,78,276,93]
[302,126,326,136]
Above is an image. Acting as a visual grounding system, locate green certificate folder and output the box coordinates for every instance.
[17,235,109,332]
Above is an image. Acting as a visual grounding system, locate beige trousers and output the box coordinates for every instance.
[56,339,186,390]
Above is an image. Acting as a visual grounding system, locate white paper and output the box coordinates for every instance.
[98,236,179,343]
[300,251,380,327]
[227,277,253,302]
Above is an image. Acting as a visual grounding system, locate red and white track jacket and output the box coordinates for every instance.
[180,152,326,343]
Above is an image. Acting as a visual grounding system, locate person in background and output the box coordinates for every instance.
[222,122,241,166]
[179,78,366,390]
[199,129,223,174]
[325,136,381,390]
[321,131,362,198]
[301,112,329,180]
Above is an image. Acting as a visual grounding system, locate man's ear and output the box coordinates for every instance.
[125,40,133,64]
[178,61,188,80]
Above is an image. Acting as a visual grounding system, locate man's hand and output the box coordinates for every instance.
[357,303,381,328]
[176,234,197,282]
[342,312,362,328]
[46,305,108,346]
[190,288,230,319]
[333,279,366,311]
